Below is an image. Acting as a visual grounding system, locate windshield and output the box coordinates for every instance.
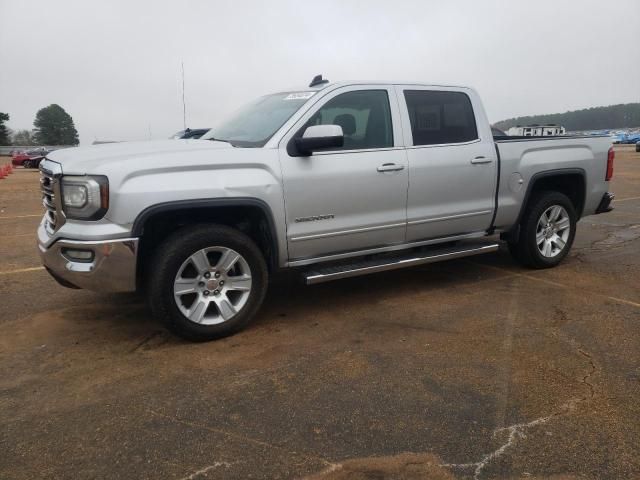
[201,91,316,147]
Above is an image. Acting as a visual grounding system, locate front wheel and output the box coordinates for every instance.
[147,224,268,341]
[508,191,577,269]
[23,160,33,168]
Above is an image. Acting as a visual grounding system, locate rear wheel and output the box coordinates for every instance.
[23,160,33,168]
[508,191,576,269]
[147,224,268,341]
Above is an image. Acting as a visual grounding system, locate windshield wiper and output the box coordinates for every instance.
[207,137,233,145]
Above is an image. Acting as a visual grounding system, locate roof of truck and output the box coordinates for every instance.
[294,76,471,92]
[302,80,471,91]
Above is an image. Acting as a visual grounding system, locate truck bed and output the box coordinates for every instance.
[492,134,612,232]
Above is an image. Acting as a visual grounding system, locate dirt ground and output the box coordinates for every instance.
[0,147,639,479]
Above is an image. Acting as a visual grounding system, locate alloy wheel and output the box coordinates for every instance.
[173,247,252,325]
[536,205,571,258]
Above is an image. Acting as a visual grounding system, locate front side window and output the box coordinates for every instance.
[303,90,393,150]
[404,90,478,146]
[201,91,316,147]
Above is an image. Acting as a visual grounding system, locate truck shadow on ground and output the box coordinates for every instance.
[65,250,519,346]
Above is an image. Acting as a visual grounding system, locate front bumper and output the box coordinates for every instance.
[38,222,139,292]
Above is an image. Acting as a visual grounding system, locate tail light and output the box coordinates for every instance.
[606,147,614,181]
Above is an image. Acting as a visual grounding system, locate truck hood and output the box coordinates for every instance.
[44,138,282,231]
[47,139,233,175]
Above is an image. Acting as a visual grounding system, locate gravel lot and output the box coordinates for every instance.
[1,146,639,479]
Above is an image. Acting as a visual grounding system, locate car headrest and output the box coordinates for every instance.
[333,114,356,136]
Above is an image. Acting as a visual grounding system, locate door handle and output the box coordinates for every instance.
[377,163,405,172]
[470,156,493,165]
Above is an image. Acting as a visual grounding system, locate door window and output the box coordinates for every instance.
[404,90,478,146]
[303,90,393,150]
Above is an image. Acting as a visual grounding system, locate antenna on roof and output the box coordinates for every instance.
[181,61,187,130]
[309,74,329,88]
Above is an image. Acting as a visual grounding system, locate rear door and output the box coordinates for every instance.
[396,86,497,241]
[279,86,408,262]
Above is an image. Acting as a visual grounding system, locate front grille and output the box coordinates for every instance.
[39,160,64,233]
[40,170,57,232]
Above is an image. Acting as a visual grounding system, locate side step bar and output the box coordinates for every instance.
[304,242,500,285]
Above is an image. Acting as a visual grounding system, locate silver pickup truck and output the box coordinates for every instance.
[37,77,615,341]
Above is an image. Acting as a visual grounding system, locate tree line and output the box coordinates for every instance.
[0,104,79,146]
[494,103,640,132]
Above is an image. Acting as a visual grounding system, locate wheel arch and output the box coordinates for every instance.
[504,168,586,241]
[521,168,585,219]
[133,198,280,284]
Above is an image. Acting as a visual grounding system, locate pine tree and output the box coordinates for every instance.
[33,104,79,145]
[0,112,10,146]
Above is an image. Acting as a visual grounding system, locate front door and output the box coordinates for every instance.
[279,86,408,262]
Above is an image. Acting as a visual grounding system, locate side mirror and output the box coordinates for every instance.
[292,125,344,156]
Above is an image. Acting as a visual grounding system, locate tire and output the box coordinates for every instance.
[508,191,577,269]
[23,160,33,169]
[147,224,268,341]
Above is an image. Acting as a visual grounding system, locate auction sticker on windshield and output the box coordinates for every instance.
[284,92,316,100]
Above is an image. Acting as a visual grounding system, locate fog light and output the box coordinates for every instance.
[62,248,94,262]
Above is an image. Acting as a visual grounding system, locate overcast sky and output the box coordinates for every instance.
[1,0,639,144]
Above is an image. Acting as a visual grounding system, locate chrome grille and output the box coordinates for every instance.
[39,159,64,234]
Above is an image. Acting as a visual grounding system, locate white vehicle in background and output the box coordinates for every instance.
[507,125,566,136]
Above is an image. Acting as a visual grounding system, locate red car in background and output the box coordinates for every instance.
[12,148,49,168]
[11,151,30,166]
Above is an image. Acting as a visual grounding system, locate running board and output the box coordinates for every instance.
[304,241,500,285]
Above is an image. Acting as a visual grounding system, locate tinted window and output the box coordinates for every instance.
[404,90,478,146]
[304,90,393,150]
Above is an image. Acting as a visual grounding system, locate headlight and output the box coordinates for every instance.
[61,175,109,220]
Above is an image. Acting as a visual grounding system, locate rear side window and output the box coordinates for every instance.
[404,90,478,146]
